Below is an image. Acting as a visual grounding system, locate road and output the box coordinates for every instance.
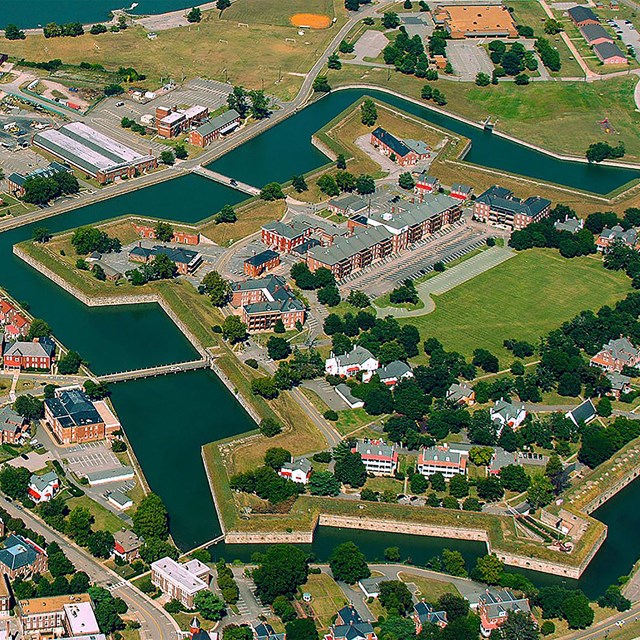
[0,494,181,640]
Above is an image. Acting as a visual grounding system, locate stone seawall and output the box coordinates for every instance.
[209,360,260,425]
[311,135,337,161]
[583,465,640,514]
[224,530,314,544]
[13,245,207,358]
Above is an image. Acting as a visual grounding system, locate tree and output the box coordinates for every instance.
[544,18,563,34]
[329,541,370,584]
[33,227,52,243]
[597,397,612,417]
[48,546,75,577]
[249,90,271,119]
[133,493,169,540]
[0,466,31,499]
[221,316,246,344]
[586,141,625,163]
[187,7,202,22]
[383,12,401,28]
[23,177,60,205]
[90,586,125,634]
[410,473,429,494]
[313,75,331,93]
[13,394,44,420]
[500,465,530,493]
[215,204,237,224]
[475,554,504,585]
[398,172,415,190]
[228,86,250,118]
[385,546,401,562]
[430,472,446,492]
[154,221,174,242]
[527,474,554,509]
[217,0,231,10]
[356,174,375,195]
[251,377,279,399]
[380,615,417,640]
[66,507,94,546]
[58,351,83,374]
[449,474,469,498]
[286,618,319,640]
[379,580,414,616]
[476,72,491,86]
[347,290,370,308]
[28,316,53,340]
[497,611,539,640]
[90,23,108,34]
[334,452,367,487]
[318,285,341,307]
[264,447,291,470]
[267,336,291,361]
[88,530,115,558]
[477,476,504,502]
[562,593,594,629]
[336,154,347,169]
[140,537,179,564]
[260,418,282,437]
[201,271,232,306]
[292,175,308,193]
[260,182,285,200]
[437,593,469,620]
[5,24,26,40]
[70,572,90,594]
[194,591,226,620]
[463,497,482,511]
[253,544,309,603]
[318,174,340,196]
[360,98,378,126]
[328,53,342,70]
[308,471,340,496]
[598,585,631,612]
[160,150,175,165]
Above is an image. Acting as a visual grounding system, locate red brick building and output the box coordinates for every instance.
[568,5,600,26]
[414,173,440,199]
[370,127,429,167]
[188,109,241,147]
[0,535,48,579]
[3,338,55,371]
[474,185,551,230]
[156,105,209,138]
[129,244,203,275]
[450,183,473,201]
[132,223,200,245]
[0,406,28,444]
[243,249,280,277]
[261,221,311,253]
[590,337,640,372]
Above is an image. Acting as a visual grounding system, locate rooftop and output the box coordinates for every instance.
[45,388,101,429]
[151,557,209,595]
[64,601,101,636]
[372,126,413,158]
[568,5,599,22]
[194,109,241,137]
[354,439,396,459]
[19,593,91,616]
[594,41,627,59]
[244,249,279,268]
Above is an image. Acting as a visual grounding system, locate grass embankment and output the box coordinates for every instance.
[1,0,345,101]
[400,248,632,366]
[398,572,460,600]
[326,64,640,164]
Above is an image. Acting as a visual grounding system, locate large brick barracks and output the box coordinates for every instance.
[296,193,463,277]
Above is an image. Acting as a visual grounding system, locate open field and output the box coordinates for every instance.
[398,572,460,600]
[400,248,632,365]
[299,573,348,629]
[0,0,346,101]
[65,494,127,533]
[326,65,640,162]
[223,0,335,27]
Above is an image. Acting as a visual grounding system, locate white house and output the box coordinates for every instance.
[353,439,398,476]
[27,471,59,504]
[364,360,413,387]
[278,458,312,484]
[490,399,526,433]
[325,346,379,378]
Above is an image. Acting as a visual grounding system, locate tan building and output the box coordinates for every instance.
[439,4,518,39]
[151,557,211,609]
[18,593,100,639]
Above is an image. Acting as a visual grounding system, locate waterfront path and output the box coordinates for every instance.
[373,246,514,318]
[0,493,180,640]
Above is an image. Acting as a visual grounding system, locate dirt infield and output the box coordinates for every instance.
[290,13,332,28]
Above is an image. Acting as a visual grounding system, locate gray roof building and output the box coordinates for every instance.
[579,23,614,43]
[281,458,312,475]
[375,360,412,381]
[307,225,392,266]
[193,109,241,137]
[244,249,279,268]
[333,346,377,368]
[404,139,430,155]
[3,339,55,360]
[29,471,58,495]
[113,529,141,554]
[414,601,448,626]
[491,399,526,424]
[372,127,414,158]
[467,586,531,611]
[597,336,640,364]
[332,606,375,640]
[554,217,583,234]
[607,371,631,392]
[253,622,286,640]
[568,5,599,23]
[262,220,309,240]
[7,161,69,188]
[447,382,474,403]
[0,406,27,434]
[328,193,368,214]
[476,186,551,220]
[566,399,597,427]
[335,383,364,409]
[354,439,396,459]
[129,244,201,267]
[45,388,101,429]
[0,535,42,571]
[599,225,637,246]
[593,41,627,61]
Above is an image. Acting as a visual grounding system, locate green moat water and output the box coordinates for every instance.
[0,91,638,594]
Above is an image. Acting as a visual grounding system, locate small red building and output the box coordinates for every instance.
[156,105,208,138]
[450,183,473,201]
[261,221,311,253]
[370,127,428,167]
[243,249,280,278]
[414,173,440,199]
[188,109,241,148]
[132,223,200,245]
[3,339,55,371]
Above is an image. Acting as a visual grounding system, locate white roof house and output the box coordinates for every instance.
[364,360,413,386]
[28,471,59,504]
[325,346,379,377]
[278,458,312,484]
[490,398,526,433]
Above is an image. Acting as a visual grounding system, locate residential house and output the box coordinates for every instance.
[230,275,305,332]
[325,606,377,640]
[44,386,120,445]
[450,183,473,201]
[0,534,47,579]
[488,447,519,475]
[353,439,398,476]
[155,105,209,138]
[370,127,429,166]
[0,300,16,324]
[446,382,475,406]
[243,249,281,278]
[190,616,219,640]
[325,346,379,378]
[554,216,584,234]
[467,588,532,637]
[151,557,211,609]
[253,622,286,640]
[335,382,365,409]
[4,312,30,339]
[413,601,448,633]
[417,444,468,478]
[132,222,200,245]
[606,371,632,398]
[490,399,527,432]
[328,194,368,217]
[414,173,440,199]
[359,577,385,599]
[7,161,71,198]
[188,109,241,147]
[3,338,55,371]
[278,458,313,484]
[18,593,100,639]
[28,471,60,504]
[0,406,28,444]
[590,337,640,372]
[579,23,614,45]
[568,5,600,26]
[597,226,640,254]
[473,186,551,230]
[565,399,597,428]
[368,360,413,387]
[594,41,628,63]
[129,244,203,275]
[112,529,142,563]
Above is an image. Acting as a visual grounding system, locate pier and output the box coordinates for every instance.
[191,165,261,196]
[98,358,209,384]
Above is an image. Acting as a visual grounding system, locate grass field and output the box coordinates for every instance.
[300,573,348,629]
[65,495,126,533]
[0,0,346,101]
[401,248,632,365]
[398,572,460,601]
[327,65,640,162]
[224,0,335,27]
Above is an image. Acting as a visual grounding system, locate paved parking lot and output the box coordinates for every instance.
[353,30,390,62]
[63,442,121,475]
[611,19,640,61]
[6,451,53,472]
[400,13,435,39]
[446,41,494,80]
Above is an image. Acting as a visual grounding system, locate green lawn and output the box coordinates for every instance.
[401,249,632,366]
[223,0,335,27]
[398,572,460,600]
[65,495,127,533]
